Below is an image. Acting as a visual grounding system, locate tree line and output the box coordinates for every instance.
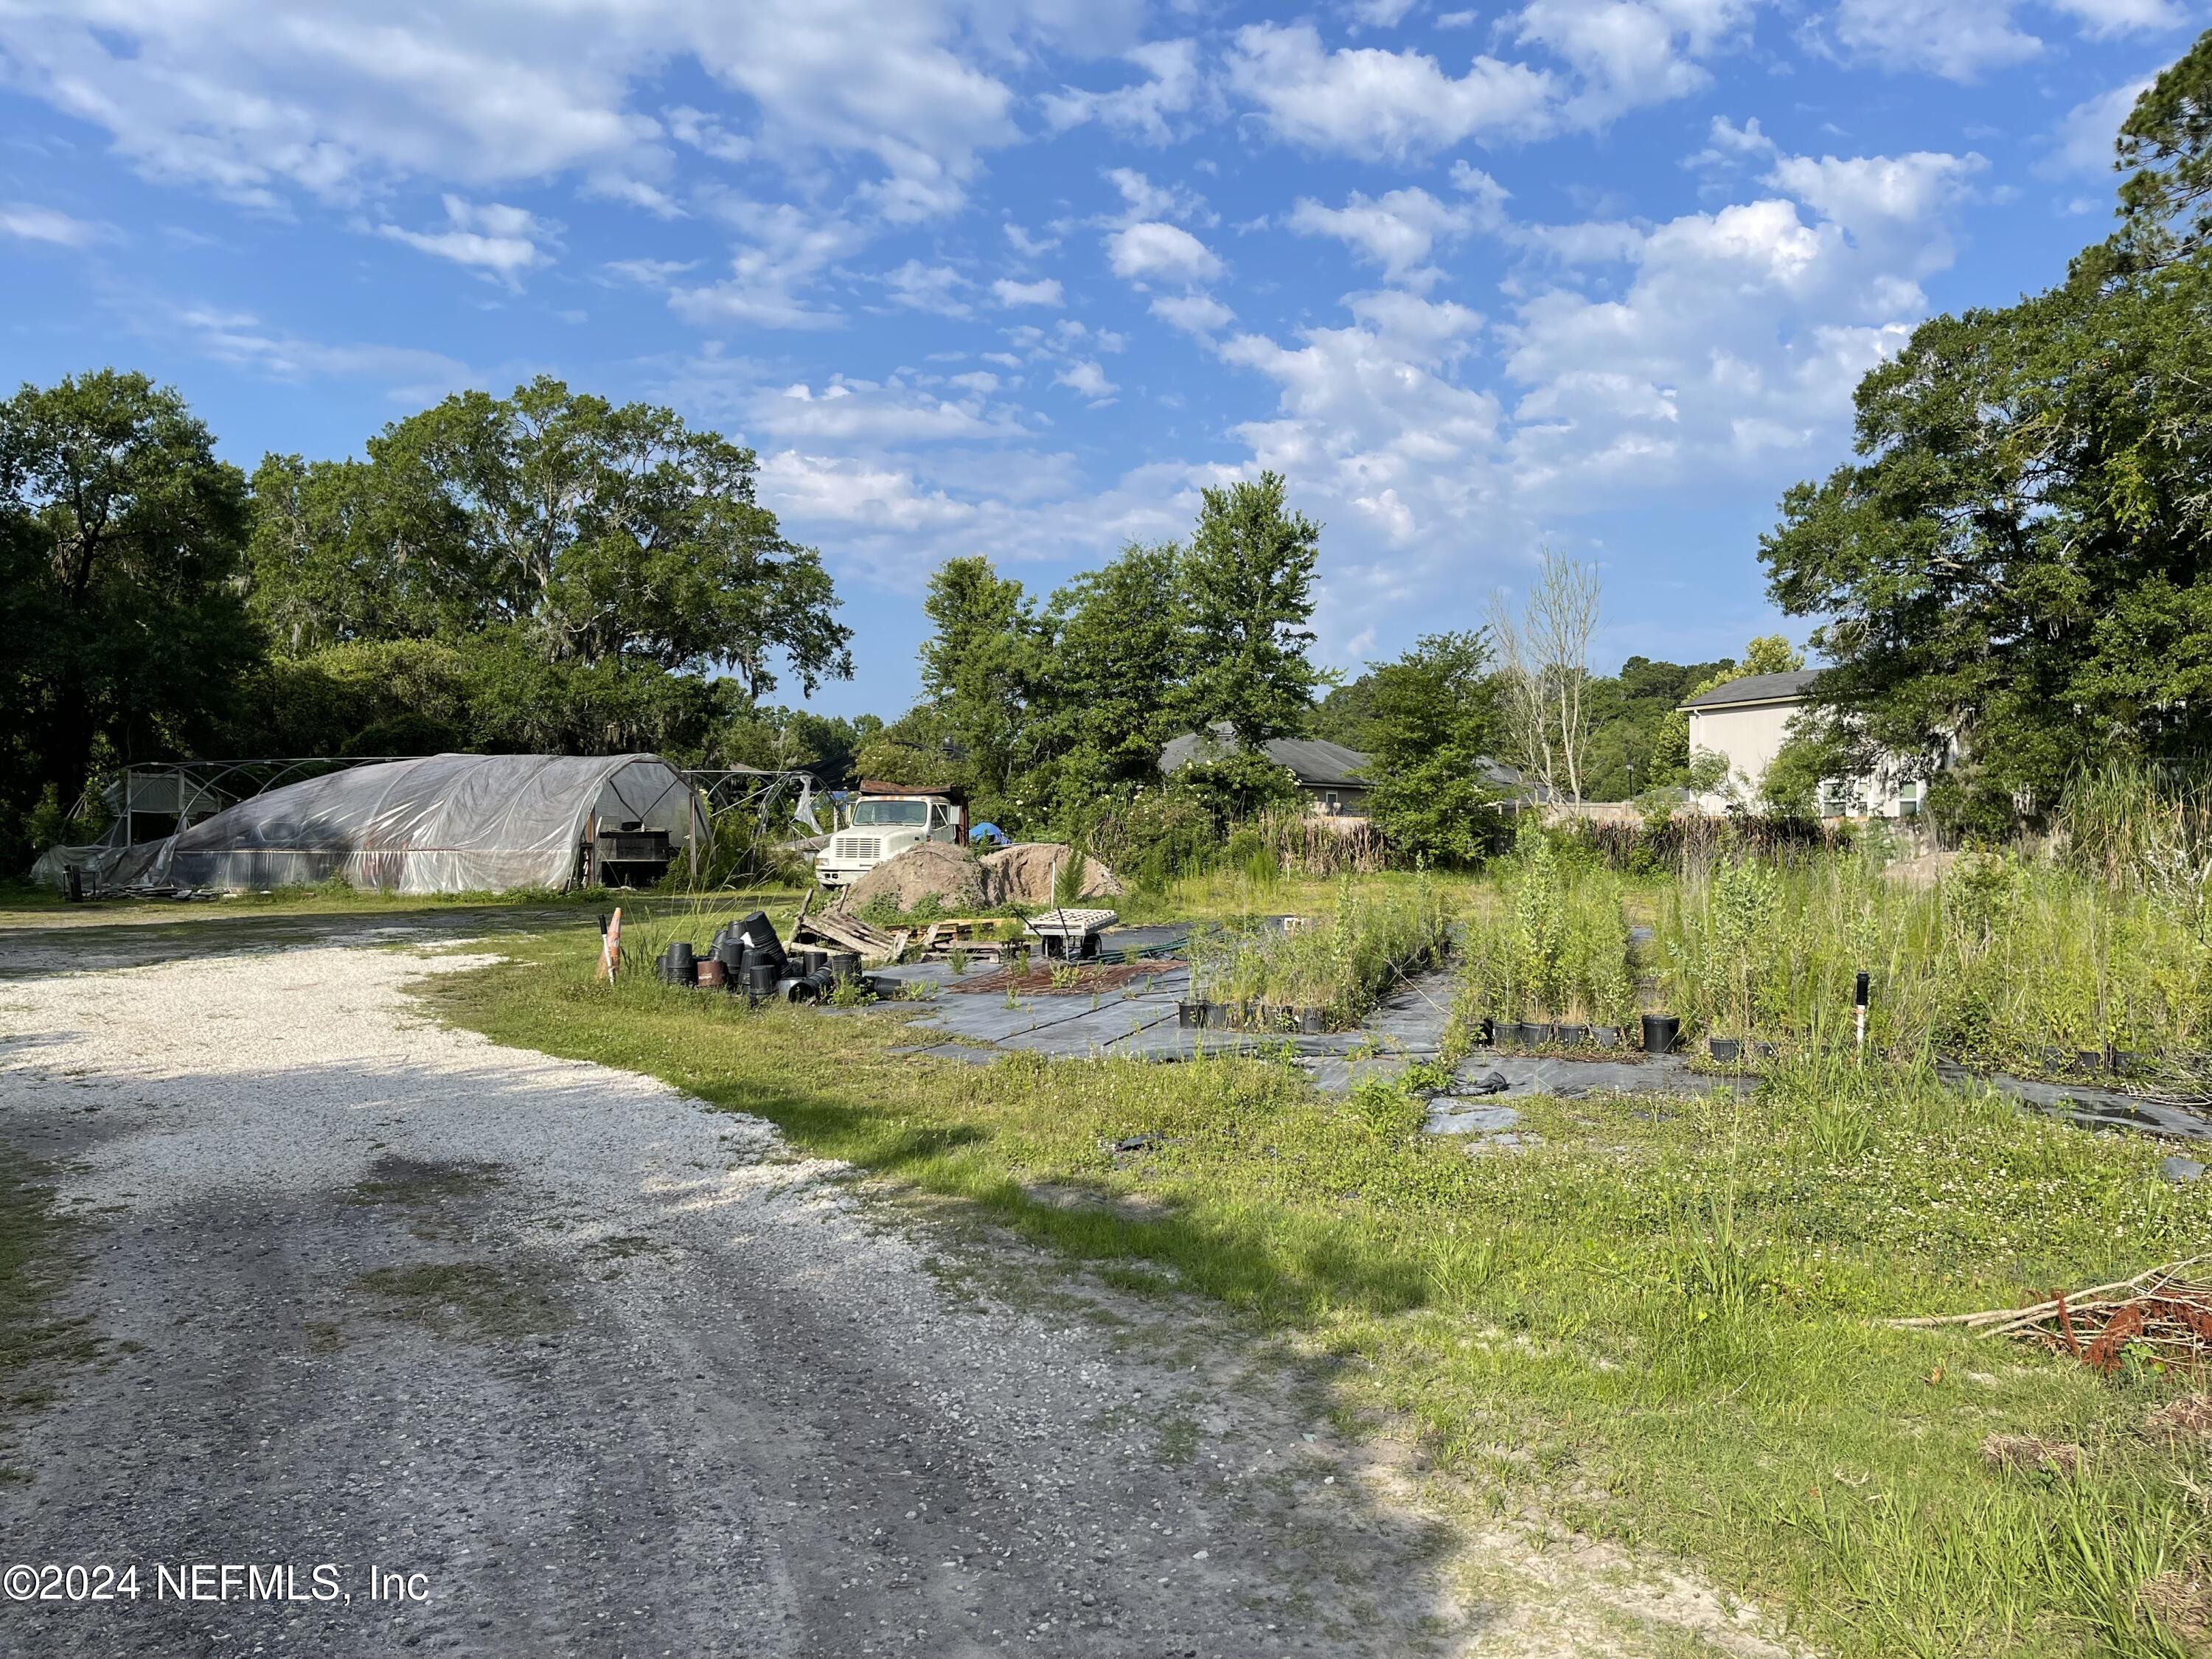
[0,349,1798,881]
[0,373,854,869]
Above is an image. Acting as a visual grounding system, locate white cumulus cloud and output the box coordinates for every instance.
[1287,187,1478,285]
[1107,220,1222,284]
[992,276,1065,307]
[377,195,550,281]
[1224,22,1559,157]
[1040,38,1200,142]
[1151,293,1236,335]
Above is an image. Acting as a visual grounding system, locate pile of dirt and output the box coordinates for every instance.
[841,841,987,914]
[981,842,1124,904]
[838,839,1124,914]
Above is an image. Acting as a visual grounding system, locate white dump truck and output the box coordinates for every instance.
[813,782,968,888]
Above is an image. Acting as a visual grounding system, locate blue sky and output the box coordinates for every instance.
[0,0,2198,719]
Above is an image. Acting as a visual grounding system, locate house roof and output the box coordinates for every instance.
[1159,724,1373,787]
[1681,669,1821,711]
[1472,756,1550,799]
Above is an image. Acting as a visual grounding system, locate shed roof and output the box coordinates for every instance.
[1159,724,1373,787]
[1681,669,1821,710]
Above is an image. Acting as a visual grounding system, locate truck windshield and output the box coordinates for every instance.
[852,800,930,827]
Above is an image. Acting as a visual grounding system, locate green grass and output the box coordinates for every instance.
[0,880,807,932]
[429,906,2212,1658]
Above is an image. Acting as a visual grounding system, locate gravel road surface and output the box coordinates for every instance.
[0,936,1478,1658]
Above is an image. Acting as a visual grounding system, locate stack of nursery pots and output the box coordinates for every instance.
[1489,1017,1640,1051]
[1178,998,1321,1032]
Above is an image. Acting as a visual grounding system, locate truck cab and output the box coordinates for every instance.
[814,785,967,888]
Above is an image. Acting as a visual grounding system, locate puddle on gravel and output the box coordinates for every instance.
[346,1259,573,1342]
[344,1154,507,1206]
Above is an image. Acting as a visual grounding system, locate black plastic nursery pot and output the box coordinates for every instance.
[1557,1023,1590,1047]
[1299,1007,1326,1035]
[1590,1024,1619,1047]
[1641,1014,1680,1054]
[1709,1037,1742,1064]
[1176,1000,1205,1029]
[827,951,862,982]
[1528,1023,1559,1047]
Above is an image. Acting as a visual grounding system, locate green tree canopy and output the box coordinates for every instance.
[1360,631,1503,865]
[1032,541,1189,810]
[247,376,852,698]
[1179,472,1324,747]
[917,555,1040,818]
[1760,35,2212,814]
[0,370,257,830]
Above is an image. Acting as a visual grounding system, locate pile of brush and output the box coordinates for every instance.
[1894,1254,2212,1373]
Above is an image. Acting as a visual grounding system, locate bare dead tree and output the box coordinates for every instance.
[1528,547,1599,803]
[1486,588,1557,802]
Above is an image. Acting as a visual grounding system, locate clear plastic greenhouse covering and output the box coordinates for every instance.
[49,754,706,895]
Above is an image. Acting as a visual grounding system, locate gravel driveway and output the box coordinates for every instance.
[0,937,1488,1658]
[0,931,1788,1659]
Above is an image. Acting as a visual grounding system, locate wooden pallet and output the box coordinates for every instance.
[792,908,900,964]
[917,917,1011,955]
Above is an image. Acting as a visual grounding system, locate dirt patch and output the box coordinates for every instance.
[1020,1182,1172,1221]
[1980,1433,2084,1478]
[981,842,1124,903]
[842,841,987,913]
[2140,1565,2212,1641]
[945,959,1183,995]
[2145,1394,2212,1442]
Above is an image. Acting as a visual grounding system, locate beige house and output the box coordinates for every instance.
[1682,671,1926,819]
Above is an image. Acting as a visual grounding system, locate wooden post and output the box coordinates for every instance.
[598,906,623,984]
